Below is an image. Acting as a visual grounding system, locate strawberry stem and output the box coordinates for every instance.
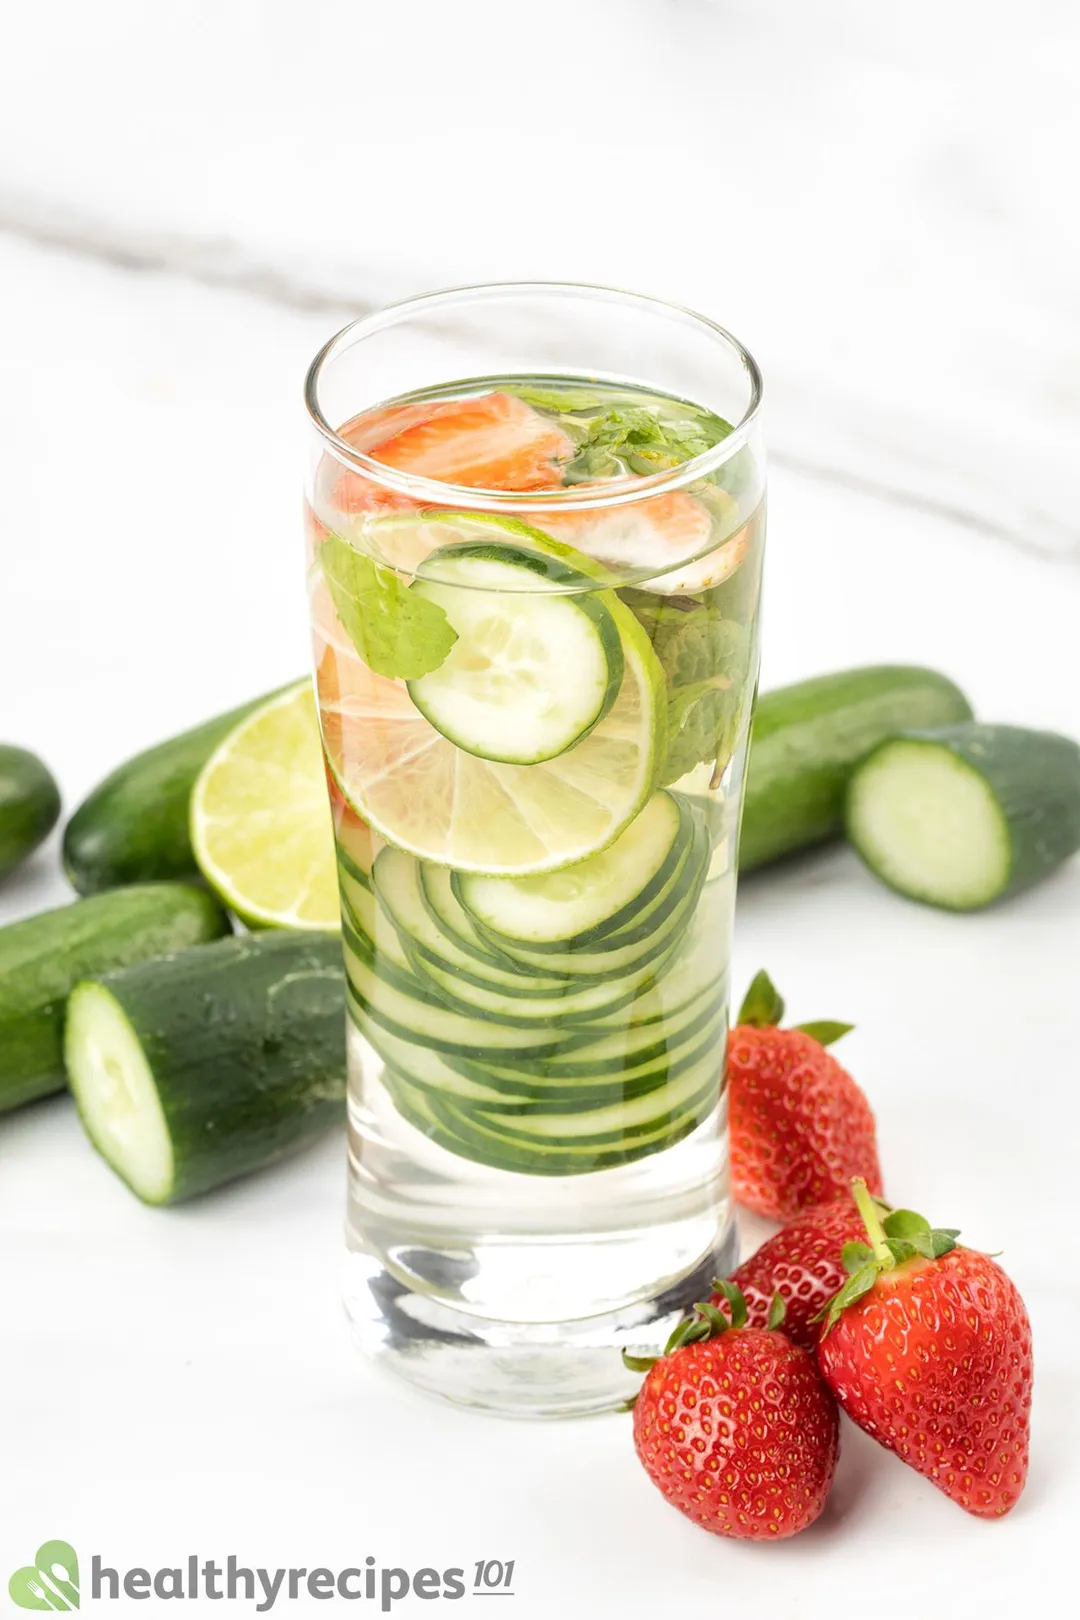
[852,1177,893,1268]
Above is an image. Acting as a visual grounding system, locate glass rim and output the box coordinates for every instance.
[303,280,764,515]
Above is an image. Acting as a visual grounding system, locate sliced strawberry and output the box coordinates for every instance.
[341,401,446,453]
[329,405,441,519]
[366,392,573,491]
[543,489,747,594]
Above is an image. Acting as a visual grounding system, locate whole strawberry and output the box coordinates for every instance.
[817,1179,1032,1518]
[715,1200,876,1354]
[729,970,883,1219]
[628,1286,839,1540]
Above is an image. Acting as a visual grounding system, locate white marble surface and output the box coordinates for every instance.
[2,4,1079,1614]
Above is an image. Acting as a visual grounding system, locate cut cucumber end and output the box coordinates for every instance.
[65,982,175,1204]
[847,739,1012,911]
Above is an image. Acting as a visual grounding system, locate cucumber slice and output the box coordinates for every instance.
[455,790,684,946]
[420,865,566,975]
[373,848,569,994]
[318,565,666,877]
[372,846,659,1023]
[467,1061,715,1142]
[447,1005,726,1093]
[407,544,624,765]
[473,821,708,978]
[362,1022,703,1110]
[342,925,594,1057]
[460,989,726,1081]
[386,1067,717,1176]
[409,946,671,1026]
[65,933,345,1204]
[339,868,412,972]
[846,723,1080,910]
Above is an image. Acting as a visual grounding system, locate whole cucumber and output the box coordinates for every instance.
[740,665,974,871]
[0,745,62,882]
[0,883,230,1114]
[62,683,298,895]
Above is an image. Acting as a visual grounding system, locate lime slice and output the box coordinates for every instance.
[191,682,339,929]
[358,509,585,581]
[314,547,666,876]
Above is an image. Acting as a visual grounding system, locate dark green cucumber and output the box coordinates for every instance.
[0,884,230,1114]
[741,665,974,870]
[62,683,298,894]
[846,722,1080,910]
[65,931,345,1204]
[0,745,62,881]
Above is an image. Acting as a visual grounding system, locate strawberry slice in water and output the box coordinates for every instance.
[329,392,574,522]
[331,402,445,517]
[366,391,574,491]
[543,488,749,594]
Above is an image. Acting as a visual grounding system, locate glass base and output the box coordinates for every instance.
[343,1222,739,1419]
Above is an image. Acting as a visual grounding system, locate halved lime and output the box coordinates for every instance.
[314,521,667,876]
[191,681,339,929]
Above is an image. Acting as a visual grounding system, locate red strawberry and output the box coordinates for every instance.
[628,1286,839,1541]
[816,1179,1032,1518]
[327,392,575,518]
[366,391,574,490]
[729,970,883,1220]
[716,1201,875,1354]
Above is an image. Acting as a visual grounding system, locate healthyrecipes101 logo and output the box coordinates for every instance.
[9,1543,517,1611]
[10,1542,80,1611]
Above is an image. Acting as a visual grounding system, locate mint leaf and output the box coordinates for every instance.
[320,535,457,681]
[508,385,607,414]
[663,678,741,785]
[561,405,731,485]
[621,593,750,783]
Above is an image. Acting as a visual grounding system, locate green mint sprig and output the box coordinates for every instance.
[561,405,732,485]
[320,534,457,681]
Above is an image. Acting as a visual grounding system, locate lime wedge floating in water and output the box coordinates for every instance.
[314,531,666,876]
[191,681,339,929]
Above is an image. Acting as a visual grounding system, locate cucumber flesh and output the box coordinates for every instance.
[65,984,175,1200]
[407,545,624,765]
[343,785,729,1172]
[456,790,684,945]
[373,847,569,993]
[847,724,1080,910]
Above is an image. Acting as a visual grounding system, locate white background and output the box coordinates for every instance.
[1,2,1078,1614]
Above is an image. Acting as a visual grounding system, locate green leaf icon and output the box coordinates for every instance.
[9,1542,79,1611]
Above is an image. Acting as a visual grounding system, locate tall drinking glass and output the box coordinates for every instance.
[303,284,764,1415]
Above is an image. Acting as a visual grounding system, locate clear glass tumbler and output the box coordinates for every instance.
[303,283,765,1416]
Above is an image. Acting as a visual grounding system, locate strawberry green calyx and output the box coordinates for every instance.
[737,969,786,1028]
[816,1177,961,1334]
[736,970,853,1047]
[621,1284,786,1374]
